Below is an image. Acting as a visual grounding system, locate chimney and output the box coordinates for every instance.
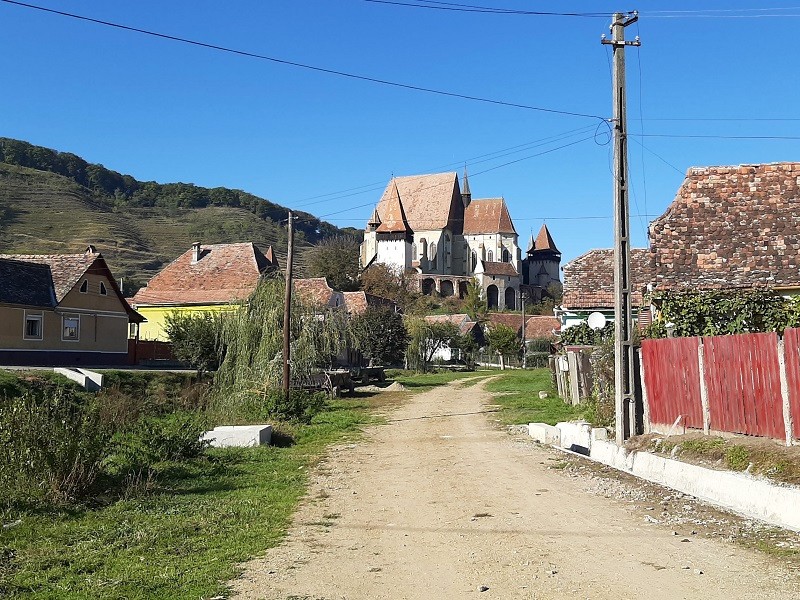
[191,242,201,264]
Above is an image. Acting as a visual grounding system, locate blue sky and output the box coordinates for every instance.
[1,1,798,264]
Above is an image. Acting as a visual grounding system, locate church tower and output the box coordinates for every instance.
[461,167,471,209]
[525,224,561,290]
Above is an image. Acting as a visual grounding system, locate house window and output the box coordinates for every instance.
[24,314,43,340]
[100,282,107,295]
[62,316,80,341]
[487,250,494,262]
[80,280,88,293]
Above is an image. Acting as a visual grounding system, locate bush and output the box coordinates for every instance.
[212,387,327,425]
[0,383,107,504]
[164,311,226,376]
[105,411,209,476]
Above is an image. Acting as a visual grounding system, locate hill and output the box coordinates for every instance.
[0,139,362,292]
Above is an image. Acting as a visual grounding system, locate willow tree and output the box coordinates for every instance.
[213,277,353,421]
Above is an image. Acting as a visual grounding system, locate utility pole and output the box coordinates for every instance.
[602,12,640,445]
[520,290,527,369]
[282,211,295,405]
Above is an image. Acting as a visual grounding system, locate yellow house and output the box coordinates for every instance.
[131,242,278,341]
[0,246,144,366]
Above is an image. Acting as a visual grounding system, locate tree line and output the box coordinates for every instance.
[0,137,359,245]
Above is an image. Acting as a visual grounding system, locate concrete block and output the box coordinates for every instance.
[201,425,272,448]
[590,427,608,442]
[77,368,103,391]
[556,421,592,455]
[528,423,561,445]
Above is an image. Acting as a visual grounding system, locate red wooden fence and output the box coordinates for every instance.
[642,329,800,442]
[127,339,175,364]
[641,337,703,429]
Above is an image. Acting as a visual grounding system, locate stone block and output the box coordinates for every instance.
[201,425,272,448]
[528,423,561,445]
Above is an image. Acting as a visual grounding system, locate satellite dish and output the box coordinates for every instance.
[587,312,607,330]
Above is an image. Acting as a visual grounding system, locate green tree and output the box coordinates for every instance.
[307,235,361,291]
[164,312,226,377]
[361,263,420,311]
[406,319,460,372]
[486,323,520,370]
[351,306,408,366]
[462,280,488,323]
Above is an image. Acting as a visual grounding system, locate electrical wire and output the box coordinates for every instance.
[362,0,607,17]
[632,133,800,140]
[0,0,604,120]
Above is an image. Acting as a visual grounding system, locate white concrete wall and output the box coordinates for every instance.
[376,239,411,271]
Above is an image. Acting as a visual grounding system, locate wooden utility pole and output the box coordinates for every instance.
[282,211,295,404]
[602,12,640,444]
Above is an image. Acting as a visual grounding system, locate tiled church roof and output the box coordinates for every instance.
[463,198,516,235]
[375,172,460,232]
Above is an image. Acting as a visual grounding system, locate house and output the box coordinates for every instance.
[360,170,560,310]
[558,248,654,330]
[423,313,484,361]
[0,246,143,366]
[131,241,277,341]
[294,278,345,310]
[341,291,397,315]
[650,162,800,293]
[523,315,561,341]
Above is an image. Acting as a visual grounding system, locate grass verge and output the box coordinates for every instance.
[0,395,377,599]
[482,368,586,426]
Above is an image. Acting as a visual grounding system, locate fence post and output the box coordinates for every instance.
[638,347,650,434]
[777,338,794,447]
[698,339,711,435]
[567,351,581,406]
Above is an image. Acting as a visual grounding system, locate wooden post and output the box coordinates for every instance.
[567,351,581,406]
[698,340,711,435]
[282,211,295,404]
[638,347,651,434]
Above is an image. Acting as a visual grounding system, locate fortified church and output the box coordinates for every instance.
[360,170,561,309]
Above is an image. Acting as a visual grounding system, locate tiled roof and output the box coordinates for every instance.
[424,313,477,336]
[463,198,516,234]
[131,242,275,306]
[485,313,528,335]
[0,258,55,307]
[561,248,654,310]
[342,291,395,315]
[651,162,800,290]
[531,224,560,254]
[294,278,342,308]
[375,182,410,234]
[524,316,560,339]
[481,261,518,276]
[0,249,99,302]
[373,172,461,232]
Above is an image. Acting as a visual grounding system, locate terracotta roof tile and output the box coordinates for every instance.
[375,182,410,233]
[532,224,560,254]
[342,291,396,314]
[424,313,478,336]
[481,261,518,276]
[294,278,343,308]
[374,172,462,232]
[463,198,516,234]
[524,315,560,339]
[0,249,98,302]
[562,248,654,310]
[131,242,276,306]
[650,162,800,290]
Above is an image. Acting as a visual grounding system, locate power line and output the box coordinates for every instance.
[317,135,596,219]
[632,133,800,140]
[362,0,607,17]
[0,0,604,121]
[629,138,685,176]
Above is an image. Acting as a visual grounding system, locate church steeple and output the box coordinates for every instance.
[461,166,471,209]
[367,206,381,232]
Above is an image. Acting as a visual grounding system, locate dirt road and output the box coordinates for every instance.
[230,378,800,599]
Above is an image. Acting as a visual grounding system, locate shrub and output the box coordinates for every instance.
[0,384,107,504]
[105,411,209,476]
[212,387,327,425]
[164,311,226,377]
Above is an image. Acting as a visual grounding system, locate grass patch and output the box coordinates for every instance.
[0,387,376,599]
[387,369,483,392]
[483,369,586,426]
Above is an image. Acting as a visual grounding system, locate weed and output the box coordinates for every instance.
[725,445,751,471]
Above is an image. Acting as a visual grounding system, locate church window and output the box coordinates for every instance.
[471,251,477,272]
[502,248,510,263]
[419,238,427,260]
[430,242,437,270]
[411,243,417,259]
[487,250,494,262]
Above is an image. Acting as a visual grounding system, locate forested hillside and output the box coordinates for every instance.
[0,138,362,292]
